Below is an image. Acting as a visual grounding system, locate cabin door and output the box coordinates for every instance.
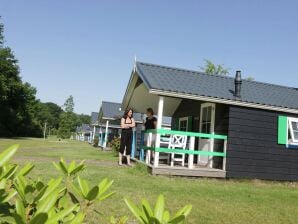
[198,103,215,167]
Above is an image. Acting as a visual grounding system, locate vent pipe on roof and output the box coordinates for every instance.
[234,71,242,99]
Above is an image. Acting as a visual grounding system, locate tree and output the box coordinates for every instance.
[246,76,255,81]
[58,96,76,139]
[63,95,74,113]
[0,18,42,137]
[76,114,91,126]
[200,59,229,75]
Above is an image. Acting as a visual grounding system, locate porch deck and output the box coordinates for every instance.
[148,163,226,178]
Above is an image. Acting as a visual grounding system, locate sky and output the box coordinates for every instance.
[1,0,298,114]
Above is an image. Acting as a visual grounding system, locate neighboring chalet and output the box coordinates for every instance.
[122,61,298,181]
[75,124,91,141]
[98,101,124,148]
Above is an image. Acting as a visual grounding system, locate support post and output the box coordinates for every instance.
[154,96,164,167]
[223,139,227,171]
[92,126,96,141]
[188,136,195,169]
[209,134,214,168]
[103,120,109,148]
[131,129,136,159]
[145,132,152,164]
[140,131,145,161]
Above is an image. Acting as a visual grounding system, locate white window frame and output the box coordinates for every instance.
[199,103,215,134]
[288,117,298,144]
[178,117,188,131]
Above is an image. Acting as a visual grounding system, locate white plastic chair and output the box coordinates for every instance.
[169,135,188,167]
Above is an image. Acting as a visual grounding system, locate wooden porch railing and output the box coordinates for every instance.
[142,129,227,170]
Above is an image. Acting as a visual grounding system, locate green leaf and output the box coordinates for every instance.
[15,199,26,223]
[3,189,17,202]
[77,177,89,197]
[0,144,19,167]
[98,178,113,196]
[69,163,85,176]
[154,194,165,221]
[141,198,153,218]
[39,177,62,201]
[98,191,115,202]
[163,210,170,222]
[124,198,146,224]
[14,176,26,201]
[45,204,79,224]
[0,179,6,189]
[149,217,162,224]
[67,161,76,173]
[174,204,192,218]
[29,213,48,224]
[52,161,61,171]
[86,186,99,201]
[168,215,186,224]
[18,163,34,176]
[36,190,59,213]
[58,158,68,175]
[2,164,18,179]
[69,212,85,224]
[68,191,80,204]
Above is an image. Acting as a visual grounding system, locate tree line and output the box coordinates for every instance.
[0,18,89,138]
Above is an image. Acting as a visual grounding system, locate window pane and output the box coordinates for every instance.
[202,107,207,122]
[292,122,298,131]
[294,131,298,140]
[207,107,211,121]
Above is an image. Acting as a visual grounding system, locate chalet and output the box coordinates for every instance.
[75,124,91,142]
[122,61,298,181]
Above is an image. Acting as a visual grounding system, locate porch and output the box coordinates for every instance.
[135,127,227,178]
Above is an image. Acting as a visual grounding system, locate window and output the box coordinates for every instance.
[288,118,298,143]
[179,117,188,131]
[200,103,215,134]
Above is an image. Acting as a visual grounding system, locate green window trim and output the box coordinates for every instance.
[278,116,288,145]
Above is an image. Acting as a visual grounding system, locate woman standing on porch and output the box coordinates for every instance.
[144,108,157,131]
[119,108,135,166]
[144,108,157,162]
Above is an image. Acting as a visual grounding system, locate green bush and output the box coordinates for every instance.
[93,137,99,147]
[0,145,192,224]
[0,145,114,223]
[110,136,121,153]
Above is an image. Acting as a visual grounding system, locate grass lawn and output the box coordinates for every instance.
[0,137,298,224]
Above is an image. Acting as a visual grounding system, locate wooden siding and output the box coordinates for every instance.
[227,106,298,181]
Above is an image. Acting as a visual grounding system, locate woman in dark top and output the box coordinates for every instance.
[144,108,157,130]
[119,108,135,166]
[144,108,157,162]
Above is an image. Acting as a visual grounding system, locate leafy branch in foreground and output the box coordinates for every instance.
[125,194,192,224]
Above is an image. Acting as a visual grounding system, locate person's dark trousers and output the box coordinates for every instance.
[119,130,132,156]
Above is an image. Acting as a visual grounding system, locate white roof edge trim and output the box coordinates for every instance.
[149,89,298,114]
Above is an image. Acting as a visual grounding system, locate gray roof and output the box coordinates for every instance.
[90,112,99,125]
[136,61,298,111]
[76,124,91,133]
[101,101,123,119]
